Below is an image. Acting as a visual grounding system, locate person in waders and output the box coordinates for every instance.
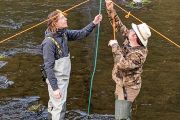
[41,10,102,120]
[105,0,151,119]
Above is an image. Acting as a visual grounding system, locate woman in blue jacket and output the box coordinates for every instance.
[41,10,102,120]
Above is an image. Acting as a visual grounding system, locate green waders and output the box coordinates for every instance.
[115,99,132,120]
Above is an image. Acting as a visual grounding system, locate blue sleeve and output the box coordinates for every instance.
[42,38,58,91]
[67,22,96,41]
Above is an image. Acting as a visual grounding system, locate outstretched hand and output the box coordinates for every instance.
[93,14,102,25]
[105,0,114,10]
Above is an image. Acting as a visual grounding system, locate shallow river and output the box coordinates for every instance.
[0,0,179,119]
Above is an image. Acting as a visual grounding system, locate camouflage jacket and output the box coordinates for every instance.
[107,8,148,90]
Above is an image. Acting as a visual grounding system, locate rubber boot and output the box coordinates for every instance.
[115,99,132,120]
[59,102,66,120]
[48,112,52,120]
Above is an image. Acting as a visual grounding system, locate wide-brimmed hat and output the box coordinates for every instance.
[131,23,151,47]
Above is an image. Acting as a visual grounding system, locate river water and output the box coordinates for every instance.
[0,0,179,119]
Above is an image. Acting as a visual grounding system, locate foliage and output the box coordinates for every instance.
[125,0,152,9]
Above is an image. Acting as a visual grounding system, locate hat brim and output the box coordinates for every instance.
[131,23,147,47]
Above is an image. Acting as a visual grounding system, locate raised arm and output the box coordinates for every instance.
[108,40,147,71]
[67,14,102,41]
[105,0,129,36]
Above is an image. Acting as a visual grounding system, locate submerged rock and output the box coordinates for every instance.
[0,96,48,120]
[0,76,14,89]
[27,104,45,113]
[65,110,115,120]
[0,96,116,120]
[0,61,7,68]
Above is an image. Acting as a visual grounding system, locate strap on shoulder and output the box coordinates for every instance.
[46,37,62,54]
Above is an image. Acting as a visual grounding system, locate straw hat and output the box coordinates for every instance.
[132,23,151,47]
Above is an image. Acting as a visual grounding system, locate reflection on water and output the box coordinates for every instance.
[0,0,179,119]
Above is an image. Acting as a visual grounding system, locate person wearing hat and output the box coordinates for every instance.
[105,0,151,119]
[41,10,102,120]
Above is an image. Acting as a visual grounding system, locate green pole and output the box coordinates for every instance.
[87,0,103,115]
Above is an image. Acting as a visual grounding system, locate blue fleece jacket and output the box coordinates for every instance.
[41,22,96,91]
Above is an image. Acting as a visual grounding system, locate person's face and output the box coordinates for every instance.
[56,14,68,29]
[128,29,138,42]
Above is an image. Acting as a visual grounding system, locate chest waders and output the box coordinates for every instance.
[115,47,142,120]
[115,86,132,120]
[46,36,71,120]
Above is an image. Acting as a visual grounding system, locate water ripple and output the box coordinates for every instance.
[0,19,22,30]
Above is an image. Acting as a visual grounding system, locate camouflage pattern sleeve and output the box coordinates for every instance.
[111,44,123,64]
[110,44,123,86]
[112,64,123,86]
[106,8,129,36]
[111,45,147,70]
[117,54,143,70]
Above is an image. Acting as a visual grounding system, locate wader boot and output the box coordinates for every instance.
[48,112,52,120]
[115,99,132,120]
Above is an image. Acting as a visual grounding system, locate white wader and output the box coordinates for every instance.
[46,55,71,120]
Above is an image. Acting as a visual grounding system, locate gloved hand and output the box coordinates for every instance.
[108,39,118,47]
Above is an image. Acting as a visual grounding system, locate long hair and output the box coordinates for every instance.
[47,10,64,33]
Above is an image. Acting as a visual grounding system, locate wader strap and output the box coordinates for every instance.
[123,86,127,100]
[47,37,62,54]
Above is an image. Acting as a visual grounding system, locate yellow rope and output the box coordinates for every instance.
[125,12,131,18]
[112,1,180,48]
[0,0,90,44]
